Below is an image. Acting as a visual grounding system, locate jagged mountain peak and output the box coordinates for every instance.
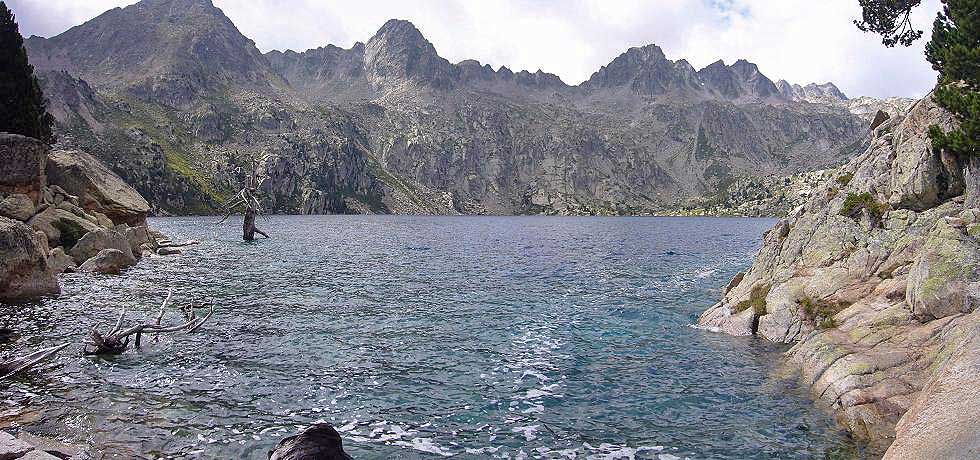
[362,18,457,90]
[777,80,849,103]
[25,0,276,106]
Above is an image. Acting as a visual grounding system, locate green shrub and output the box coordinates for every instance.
[836,172,854,186]
[840,192,889,221]
[734,284,770,316]
[53,218,87,250]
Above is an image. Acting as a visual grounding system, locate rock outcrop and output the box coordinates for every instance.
[697,95,980,455]
[0,135,47,203]
[0,133,172,300]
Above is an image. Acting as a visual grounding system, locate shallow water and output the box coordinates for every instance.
[1,216,871,459]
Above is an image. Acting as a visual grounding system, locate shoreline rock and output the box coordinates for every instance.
[697,94,980,456]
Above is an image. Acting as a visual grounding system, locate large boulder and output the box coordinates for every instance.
[0,134,46,203]
[45,149,150,226]
[0,216,60,300]
[888,96,961,210]
[27,206,100,250]
[77,248,136,275]
[269,424,352,460]
[68,228,136,264]
[0,193,35,221]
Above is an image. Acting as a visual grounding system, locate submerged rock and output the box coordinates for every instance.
[269,424,352,460]
[0,217,59,300]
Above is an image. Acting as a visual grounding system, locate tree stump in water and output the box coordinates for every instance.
[243,209,268,241]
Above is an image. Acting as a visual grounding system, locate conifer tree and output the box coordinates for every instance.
[0,1,54,144]
[856,0,978,157]
[925,0,979,156]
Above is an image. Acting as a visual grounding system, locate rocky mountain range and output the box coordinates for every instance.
[22,0,910,215]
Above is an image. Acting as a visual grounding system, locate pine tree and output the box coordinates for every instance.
[926,0,979,157]
[0,1,54,144]
[856,0,978,157]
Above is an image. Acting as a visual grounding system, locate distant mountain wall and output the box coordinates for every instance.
[23,0,907,216]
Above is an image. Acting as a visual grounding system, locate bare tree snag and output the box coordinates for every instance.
[219,155,270,241]
[85,290,214,356]
[0,343,69,382]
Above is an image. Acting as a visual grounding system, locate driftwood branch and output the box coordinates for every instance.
[85,291,215,356]
[0,343,70,382]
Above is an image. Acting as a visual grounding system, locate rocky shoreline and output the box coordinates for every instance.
[698,95,979,458]
[0,133,181,301]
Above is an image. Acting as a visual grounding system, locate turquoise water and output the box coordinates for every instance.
[2,216,869,459]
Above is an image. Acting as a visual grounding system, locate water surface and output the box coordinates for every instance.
[2,216,869,459]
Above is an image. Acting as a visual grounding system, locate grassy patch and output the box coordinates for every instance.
[734,284,770,316]
[840,192,889,221]
[799,296,850,329]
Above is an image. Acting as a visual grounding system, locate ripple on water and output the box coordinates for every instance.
[0,216,875,459]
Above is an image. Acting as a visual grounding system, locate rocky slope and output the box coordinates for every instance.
[697,95,980,457]
[23,0,879,216]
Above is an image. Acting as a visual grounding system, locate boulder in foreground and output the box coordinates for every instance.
[0,216,59,300]
[269,424,352,460]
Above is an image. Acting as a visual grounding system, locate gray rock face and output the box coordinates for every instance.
[697,94,980,448]
[906,215,980,321]
[0,134,47,204]
[0,431,34,460]
[882,317,980,459]
[0,217,60,300]
[77,248,136,275]
[46,150,151,226]
[888,97,961,210]
[27,0,870,217]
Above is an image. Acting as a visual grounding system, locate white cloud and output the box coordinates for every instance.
[8,0,941,98]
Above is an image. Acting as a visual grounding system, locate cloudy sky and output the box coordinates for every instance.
[10,0,941,98]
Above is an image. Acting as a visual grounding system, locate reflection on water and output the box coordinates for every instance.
[1,216,871,459]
